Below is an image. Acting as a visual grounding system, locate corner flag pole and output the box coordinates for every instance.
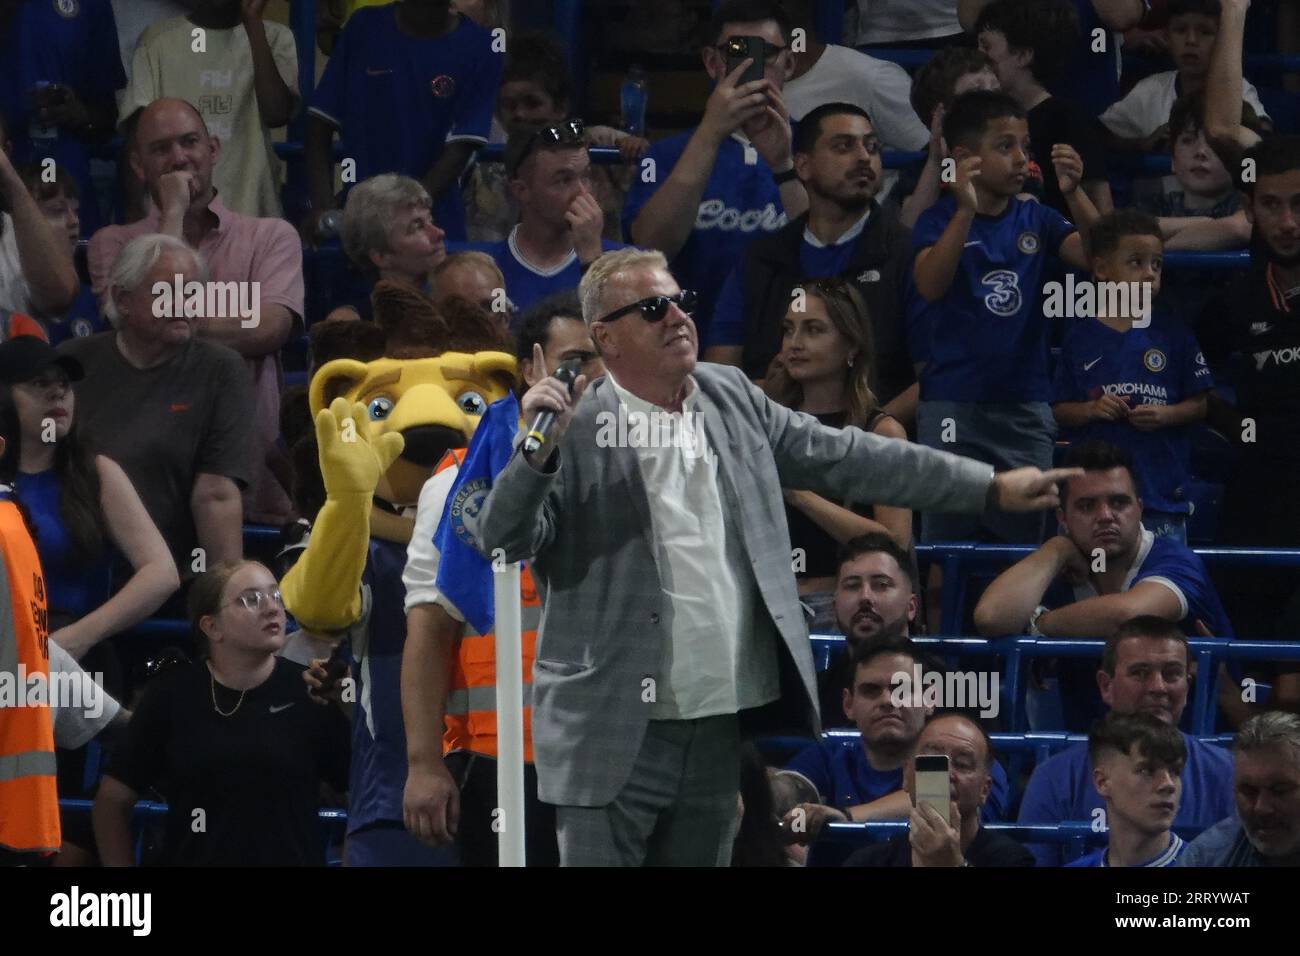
[494,561,527,867]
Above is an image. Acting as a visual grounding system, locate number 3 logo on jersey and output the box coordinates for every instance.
[981,269,1022,317]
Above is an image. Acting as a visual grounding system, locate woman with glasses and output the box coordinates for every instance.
[763,279,914,628]
[93,561,351,866]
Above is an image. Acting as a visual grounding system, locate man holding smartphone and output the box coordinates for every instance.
[623,0,808,344]
[844,713,1034,867]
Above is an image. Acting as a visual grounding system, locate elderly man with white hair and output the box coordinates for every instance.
[471,246,1082,866]
[60,232,254,575]
[1180,711,1300,867]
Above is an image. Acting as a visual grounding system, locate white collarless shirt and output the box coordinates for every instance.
[605,372,777,720]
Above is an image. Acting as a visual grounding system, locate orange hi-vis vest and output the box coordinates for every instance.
[0,495,59,854]
[433,450,539,763]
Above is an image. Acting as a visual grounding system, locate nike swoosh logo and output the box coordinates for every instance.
[366,67,393,76]
[963,241,983,248]
[1083,357,1103,371]
[269,703,296,714]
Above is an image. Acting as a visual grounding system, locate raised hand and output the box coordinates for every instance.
[1051,143,1085,196]
[951,155,982,211]
[315,397,405,498]
[700,60,771,145]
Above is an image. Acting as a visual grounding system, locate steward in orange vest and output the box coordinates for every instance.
[434,448,541,762]
[401,448,557,866]
[0,486,59,857]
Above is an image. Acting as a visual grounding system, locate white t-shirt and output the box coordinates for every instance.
[1099,71,1270,139]
[0,213,32,317]
[854,0,961,44]
[784,45,929,151]
[48,642,122,750]
[605,373,777,721]
[111,0,187,78]
[403,465,463,620]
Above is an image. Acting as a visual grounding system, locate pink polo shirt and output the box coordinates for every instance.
[88,197,304,525]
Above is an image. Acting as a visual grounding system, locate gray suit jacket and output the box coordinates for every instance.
[472,364,995,806]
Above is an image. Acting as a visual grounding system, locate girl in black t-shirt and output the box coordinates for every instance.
[92,561,350,866]
[763,279,914,629]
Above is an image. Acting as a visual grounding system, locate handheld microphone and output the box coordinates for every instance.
[523,358,582,455]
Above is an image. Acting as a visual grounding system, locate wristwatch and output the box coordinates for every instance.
[773,166,799,186]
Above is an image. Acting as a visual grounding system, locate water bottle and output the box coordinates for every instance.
[620,65,648,137]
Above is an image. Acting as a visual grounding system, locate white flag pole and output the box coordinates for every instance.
[494,560,527,867]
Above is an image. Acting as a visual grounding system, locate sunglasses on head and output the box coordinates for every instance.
[514,118,586,172]
[597,289,697,324]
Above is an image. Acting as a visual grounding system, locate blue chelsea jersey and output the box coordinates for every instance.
[908,195,1075,403]
[1053,314,1214,514]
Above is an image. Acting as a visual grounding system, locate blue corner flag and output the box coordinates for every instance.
[434,392,521,635]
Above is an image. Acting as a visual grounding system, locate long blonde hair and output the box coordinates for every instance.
[763,278,880,429]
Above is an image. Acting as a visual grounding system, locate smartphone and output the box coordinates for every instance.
[723,35,766,86]
[913,754,952,825]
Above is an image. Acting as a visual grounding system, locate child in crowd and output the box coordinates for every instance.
[1052,210,1213,543]
[16,164,105,344]
[974,0,1113,216]
[1100,0,1270,152]
[910,90,1101,547]
[1067,712,1188,867]
[901,47,1002,227]
[1137,93,1260,250]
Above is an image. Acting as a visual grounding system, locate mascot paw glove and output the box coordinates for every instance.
[316,397,406,499]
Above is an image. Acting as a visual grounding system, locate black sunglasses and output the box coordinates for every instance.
[597,289,697,324]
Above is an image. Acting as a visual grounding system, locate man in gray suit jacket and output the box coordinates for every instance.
[472,248,1077,866]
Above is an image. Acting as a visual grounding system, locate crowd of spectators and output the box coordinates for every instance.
[1,0,1299,868]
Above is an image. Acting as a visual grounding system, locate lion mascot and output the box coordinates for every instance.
[280,281,516,866]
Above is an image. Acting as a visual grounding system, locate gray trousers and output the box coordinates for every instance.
[555,714,741,866]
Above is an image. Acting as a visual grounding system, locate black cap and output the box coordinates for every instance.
[0,335,85,386]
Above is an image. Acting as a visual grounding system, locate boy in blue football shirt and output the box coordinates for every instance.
[1068,711,1188,868]
[1052,210,1213,544]
[910,89,1100,546]
[305,0,502,242]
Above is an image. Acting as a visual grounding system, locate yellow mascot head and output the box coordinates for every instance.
[307,281,517,508]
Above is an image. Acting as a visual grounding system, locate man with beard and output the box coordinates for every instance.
[1195,136,1300,672]
[974,440,1234,730]
[779,638,1011,846]
[817,532,918,729]
[1180,710,1300,866]
[703,102,917,430]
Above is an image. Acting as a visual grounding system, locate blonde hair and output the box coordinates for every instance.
[577,248,669,328]
[763,279,880,429]
[433,251,505,289]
